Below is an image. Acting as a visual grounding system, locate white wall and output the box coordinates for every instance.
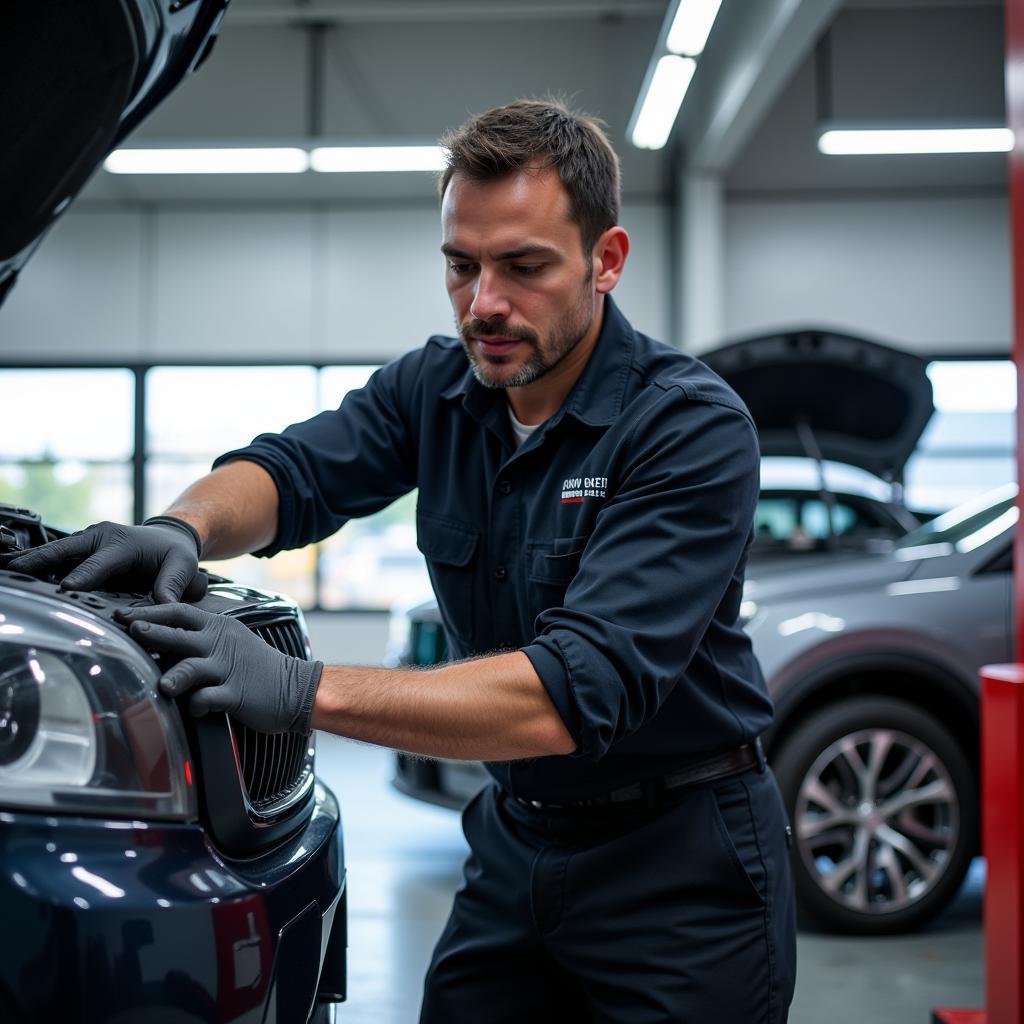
[1,191,1006,361]
[0,200,670,362]
[718,192,1011,354]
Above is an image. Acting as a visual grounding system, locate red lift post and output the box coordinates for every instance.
[932,682,1024,1015]
[933,2,1024,1022]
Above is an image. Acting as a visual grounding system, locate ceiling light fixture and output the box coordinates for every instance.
[628,0,723,151]
[666,0,724,57]
[629,55,697,151]
[102,144,450,175]
[104,147,309,174]
[309,145,447,173]
[818,126,1013,156]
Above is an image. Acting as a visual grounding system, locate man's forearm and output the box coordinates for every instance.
[311,651,577,761]
[164,460,280,560]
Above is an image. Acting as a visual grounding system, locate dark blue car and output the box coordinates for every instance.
[1,4,346,1018]
[0,505,347,1023]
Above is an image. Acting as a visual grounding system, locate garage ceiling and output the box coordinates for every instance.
[728,0,1006,193]
[80,0,1007,204]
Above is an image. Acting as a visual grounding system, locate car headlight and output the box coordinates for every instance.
[0,585,195,820]
[0,648,95,784]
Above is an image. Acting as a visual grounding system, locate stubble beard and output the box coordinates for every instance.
[458,277,595,391]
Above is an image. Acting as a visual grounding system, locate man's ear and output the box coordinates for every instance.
[592,226,630,294]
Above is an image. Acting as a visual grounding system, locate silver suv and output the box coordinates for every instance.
[746,484,1012,932]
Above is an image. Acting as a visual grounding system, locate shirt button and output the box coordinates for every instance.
[498,479,512,495]
[493,566,508,581]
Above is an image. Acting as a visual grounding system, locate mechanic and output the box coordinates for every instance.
[9,100,797,1022]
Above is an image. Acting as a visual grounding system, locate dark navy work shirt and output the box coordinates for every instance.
[214,298,774,802]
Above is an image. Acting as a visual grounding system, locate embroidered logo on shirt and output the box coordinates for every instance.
[561,476,608,504]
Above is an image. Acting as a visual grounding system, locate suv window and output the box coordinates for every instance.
[755,495,887,546]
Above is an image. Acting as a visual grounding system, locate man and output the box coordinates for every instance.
[9,100,796,1021]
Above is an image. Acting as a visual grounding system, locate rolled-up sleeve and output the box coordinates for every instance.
[211,357,419,557]
[521,390,759,761]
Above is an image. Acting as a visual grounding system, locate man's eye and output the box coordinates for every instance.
[447,262,476,274]
[511,264,544,276]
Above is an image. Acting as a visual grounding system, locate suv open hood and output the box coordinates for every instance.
[0,0,229,308]
[702,329,935,483]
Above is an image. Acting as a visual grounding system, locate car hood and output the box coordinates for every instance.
[0,0,229,307]
[701,329,934,482]
[744,550,920,606]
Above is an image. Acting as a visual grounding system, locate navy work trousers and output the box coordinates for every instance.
[420,766,797,1023]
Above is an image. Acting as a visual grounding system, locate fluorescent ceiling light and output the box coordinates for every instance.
[104,147,309,174]
[310,146,446,173]
[103,144,449,175]
[818,127,1013,155]
[666,0,724,56]
[630,55,697,150]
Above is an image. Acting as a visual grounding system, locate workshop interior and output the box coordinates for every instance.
[0,1,1018,1022]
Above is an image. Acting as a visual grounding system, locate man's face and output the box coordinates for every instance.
[440,165,597,391]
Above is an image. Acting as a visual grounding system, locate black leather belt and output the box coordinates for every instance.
[514,738,766,814]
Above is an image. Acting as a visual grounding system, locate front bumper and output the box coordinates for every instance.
[0,782,345,1024]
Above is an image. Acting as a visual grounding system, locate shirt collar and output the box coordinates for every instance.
[439,295,635,429]
[559,295,634,427]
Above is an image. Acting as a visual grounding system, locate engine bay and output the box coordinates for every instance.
[0,503,56,559]
[0,503,283,625]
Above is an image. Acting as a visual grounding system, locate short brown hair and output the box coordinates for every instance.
[439,99,621,256]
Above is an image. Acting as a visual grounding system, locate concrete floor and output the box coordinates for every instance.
[317,735,985,1024]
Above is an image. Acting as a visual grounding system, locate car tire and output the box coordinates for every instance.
[772,696,977,935]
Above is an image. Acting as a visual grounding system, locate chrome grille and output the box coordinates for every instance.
[233,615,314,814]
[249,618,308,659]
[236,727,312,812]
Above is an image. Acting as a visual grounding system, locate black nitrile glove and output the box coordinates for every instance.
[115,603,323,734]
[3,517,207,603]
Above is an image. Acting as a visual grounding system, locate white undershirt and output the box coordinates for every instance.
[508,406,544,448]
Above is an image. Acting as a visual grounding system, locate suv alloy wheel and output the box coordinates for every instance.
[772,696,977,934]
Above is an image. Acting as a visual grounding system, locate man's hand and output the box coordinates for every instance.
[3,518,207,603]
[115,603,323,734]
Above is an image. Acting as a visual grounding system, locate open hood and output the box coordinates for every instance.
[0,0,230,308]
[701,329,935,482]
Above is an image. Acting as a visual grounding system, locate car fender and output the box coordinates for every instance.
[763,628,980,756]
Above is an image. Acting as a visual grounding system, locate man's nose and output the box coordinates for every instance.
[469,268,512,322]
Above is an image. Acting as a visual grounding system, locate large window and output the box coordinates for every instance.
[0,357,1014,610]
[0,363,430,612]
[146,366,323,607]
[906,361,1017,512]
[0,369,134,530]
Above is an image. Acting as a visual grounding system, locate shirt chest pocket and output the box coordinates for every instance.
[416,510,479,647]
[527,535,588,590]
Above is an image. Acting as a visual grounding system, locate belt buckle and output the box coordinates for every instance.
[524,797,571,812]
[754,736,767,773]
